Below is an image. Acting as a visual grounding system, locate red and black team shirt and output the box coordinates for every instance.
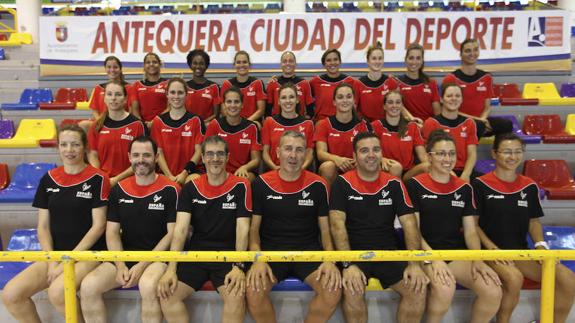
[178,174,252,251]
[395,75,440,121]
[472,172,544,249]
[205,118,262,173]
[442,69,493,118]
[108,175,179,251]
[406,173,476,250]
[220,77,267,119]
[309,74,355,121]
[314,116,371,159]
[266,76,314,116]
[371,120,424,170]
[422,115,478,171]
[252,170,329,251]
[330,170,414,250]
[185,79,221,120]
[33,165,109,251]
[88,114,147,177]
[132,78,168,122]
[150,111,205,176]
[353,75,398,122]
[89,82,137,115]
[261,115,314,166]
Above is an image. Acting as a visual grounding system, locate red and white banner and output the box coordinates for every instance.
[39,10,571,76]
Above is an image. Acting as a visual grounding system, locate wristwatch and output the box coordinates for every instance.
[534,241,549,250]
[341,261,351,269]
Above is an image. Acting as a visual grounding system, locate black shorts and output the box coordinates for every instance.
[266,262,322,283]
[176,262,233,291]
[354,261,407,289]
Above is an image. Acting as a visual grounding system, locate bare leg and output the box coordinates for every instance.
[390,278,426,323]
[217,285,246,323]
[303,270,342,323]
[341,287,367,323]
[2,262,50,323]
[486,261,523,323]
[422,264,455,323]
[318,161,338,186]
[246,277,277,323]
[138,262,167,323]
[160,281,194,323]
[80,262,121,323]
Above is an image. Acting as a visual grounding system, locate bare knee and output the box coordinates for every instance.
[47,283,65,308]
[2,283,26,307]
[476,283,503,303]
[223,292,245,311]
[80,276,102,300]
[317,286,342,308]
[428,282,455,312]
[342,289,366,313]
[246,288,268,310]
[502,270,524,293]
[139,278,159,301]
[319,162,337,183]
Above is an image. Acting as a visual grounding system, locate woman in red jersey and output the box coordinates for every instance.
[309,48,355,121]
[185,49,220,122]
[353,42,398,122]
[88,81,147,186]
[131,52,168,126]
[220,51,266,123]
[151,78,205,185]
[262,83,314,171]
[206,87,262,181]
[371,90,427,180]
[396,44,441,123]
[2,125,108,322]
[266,51,314,118]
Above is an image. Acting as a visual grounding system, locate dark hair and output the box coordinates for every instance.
[441,82,463,99]
[281,51,296,63]
[333,82,354,101]
[129,135,158,155]
[223,87,243,103]
[366,41,383,60]
[143,52,161,80]
[384,90,409,138]
[186,49,210,69]
[95,80,128,133]
[321,48,341,66]
[404,43,430,84]
[278,83,299,114]
[460,38,478,54]
[201,135,229,154]
[493,132,525,152]
[352,131,380,153]
[58,123,87,148]
[233,50,251,65]
[425,129,455,153]
[104,55,125,83]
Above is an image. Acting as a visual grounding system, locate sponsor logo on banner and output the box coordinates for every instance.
[56,23,68,42]
[528,17,563,47]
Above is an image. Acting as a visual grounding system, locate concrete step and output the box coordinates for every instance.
[3,44,40,61]
[0,88,26,103]
[0,80,39,89]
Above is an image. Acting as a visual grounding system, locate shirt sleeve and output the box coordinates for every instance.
[394,180,415,217]
[256,79,267,101]
[261,118,272,146]
[106,186,120,223]
[405,179,420,212]
[251,177,264,216]
[528,183,545,219]
[313,119,328,143]
[471,179,485,218]
[92,174,110,208]
[462,184,477,217]
[305,121,315,148]
[194,117,206,146]
[316,181,329,217]
[87,125,99,151]
[150,117,164,149]
[166,185,179,223]
[430,79,440,103]
[467,118,479,145]
[410,123,425,146]
[251,123,262,151]
[236,180,252,218]
[328,176,347,212]
[89,86,101,111]
[176,183,195,213]
[32,174,50,209]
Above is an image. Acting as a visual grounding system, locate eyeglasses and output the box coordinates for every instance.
[429,151,457,159]
[203,151,226,159]
[496,149,524,157]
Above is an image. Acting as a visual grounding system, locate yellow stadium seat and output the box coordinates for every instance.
[366,278,384,291]
[0,119,57,148]
[566,114,575,136]
[523,83,575,105]
[358,1,376,12]
[0,33,33,47]
[138,11,153,15]
[479,136,494,145]
[327,2,340,11]
[175,5,189,12]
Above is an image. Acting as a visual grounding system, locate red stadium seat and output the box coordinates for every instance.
[523,160,575,200]
[493,83,539,105]
[39,88,88,110]
[522,114,575,143]
[0,163,9,190]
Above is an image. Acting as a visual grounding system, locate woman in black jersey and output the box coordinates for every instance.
[2,125,109,322]
[473,133,575,323]
[406,130,502,323]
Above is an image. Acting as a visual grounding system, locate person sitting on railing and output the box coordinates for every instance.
[156,135,251,323]
[329,131,429,323]
[473,132,575,323]
[2,124,109,323]
[406,129,503,323]
[246,131,342,322]
[80,136,179,323]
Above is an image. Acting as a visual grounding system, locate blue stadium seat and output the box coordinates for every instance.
[527,226,575,272]
[0,163,56,203]
[7,229,40,251]
[273,278,313,291]
[1,88,53,111]
[0,262,31,289]
[0,119,15,139]
[475,159,496,174]
[0,47,5,60]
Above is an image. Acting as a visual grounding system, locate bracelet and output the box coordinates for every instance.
[233,262,245,270]
[534,241,549,250]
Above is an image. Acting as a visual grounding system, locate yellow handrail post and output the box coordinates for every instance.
[63,259,78,323]
[540,258,556,323]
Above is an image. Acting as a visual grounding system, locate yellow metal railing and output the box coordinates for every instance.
[0,6,17,34]
[2,249,575,323]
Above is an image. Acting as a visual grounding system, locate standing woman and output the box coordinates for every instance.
[220,51,266,122]
[314,83,372,185]
[206,87,261,182]
[353,42,398,122]
[2,124,109,323]
[473,133,575,323]
[185,49,221,122]
[262,83,314,171]
[422,83,478,183]
[371,90,427,180]
[266,51,314,118]
[406,129,502,323]
[151,78,205,185]
[88,81,147,186]
[309,48,355,121]
[131,52,168,125]
[396,44,441,123]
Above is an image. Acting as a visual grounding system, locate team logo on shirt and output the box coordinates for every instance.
[82,183,91,191]
[181,125,193,137]
[273,127,285,131]
[154,88,166,94]
[460,127,467,138]
[379,190,392,206]
[362,90,372,94]
[298,190,314,206]
[348,195,363,201]
[222,193,237,209]
[246,87,256,96]
[119,198,134,204]
[266,194,282,200]
[46,187,60,193]
[121,128,135,141]
[202,89,212,99]
[153,194,162,203]
[148,194,165,210]
[329,133,340,137]
[299,126,305,133]
[518,191,528,207]
[239,132,251,144]
[451,192,465,208]
[477,81,487,91]
[161,129,173,133]
[100,130,110,134]
[192,198,207,204]
[76,183,93,199]
[423,85,431,93]
[487,194,504,199]
[400,135,412,142]
[422,194,437,199]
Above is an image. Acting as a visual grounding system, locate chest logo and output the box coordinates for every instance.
[454,192,461,200]
[121,127,135,141]
[520,191,527,199]
[76,183,92,199]
[302,190,310,199]
[298,190,314,206]
[267,195,282,200]
[192,198,207,204]
[379,190,392,206]
[119,198,134,204]
[348,195,363,201]
[153,194,162,203]
[227,193,235,202]
[82,183,91,191]
[487,194,504,199]
[222,193,237,209]
[299,126,305,133]
[382,190,390,198]
[185,125,191,131]
[422,194,437,199]
[239,132,251,144]
[47,187,60,193]
[518,191,528,207]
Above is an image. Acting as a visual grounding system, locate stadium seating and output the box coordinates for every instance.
[475,159,496,174]
[0,33,33,47]
[0,163,8,190]
[560,83,575,98]
[0,163,56,203]
[39,88,88,110]
[0,262,31,289]
[527,226,575,272]
[1,88,53,111]
[497,115,542,143]
[0,48,5,60]
[0,119,15,139]
[523,160,575,200]
[566,114,575,136]
[493,83,538,105]
[0,119,57,148]
[523,83,575,105]
[7,229,40,251]
[522,114,575,143]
